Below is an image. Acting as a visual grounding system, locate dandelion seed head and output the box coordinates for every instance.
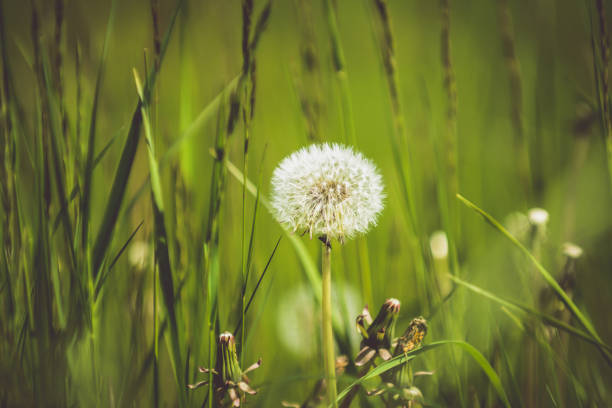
[563,242,583,259]
[528,208,549,226]
[270,143,384,242]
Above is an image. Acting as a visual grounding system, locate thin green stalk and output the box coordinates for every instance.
[153,256,159,408]
[439,0,460,276]
[593,0,612,191]
[498,0,532,199]
[369,0,429,313]
[204,92,229,407]
[323,0,356,145]
[321,242,337,407]
[239,0,253,368]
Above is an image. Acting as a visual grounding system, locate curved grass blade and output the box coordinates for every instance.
[456,193,612,366]
[334,340,511,408]
[450,274,612,352]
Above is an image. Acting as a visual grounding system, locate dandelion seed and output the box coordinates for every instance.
[270,143,384,242]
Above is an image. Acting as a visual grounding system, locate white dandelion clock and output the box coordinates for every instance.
[270,143,384,242]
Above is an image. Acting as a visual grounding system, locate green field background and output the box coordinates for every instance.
[1,0,612,406]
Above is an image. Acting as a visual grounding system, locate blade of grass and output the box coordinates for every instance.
[81,0,116,254]
[450,274,611,351]
[134,67,185,406]
[457,193,612,365]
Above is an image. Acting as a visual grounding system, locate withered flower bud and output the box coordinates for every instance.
[355,298,400,366]
[188,332,261,407]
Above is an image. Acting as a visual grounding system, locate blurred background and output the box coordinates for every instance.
[1,0,612,406]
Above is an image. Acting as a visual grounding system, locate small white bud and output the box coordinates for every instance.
[562,242,583,259]
[429,230,449,260]
[528,208,549,226]
[128,241,150,269]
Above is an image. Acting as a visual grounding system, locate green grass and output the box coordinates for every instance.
[1,0,612,406]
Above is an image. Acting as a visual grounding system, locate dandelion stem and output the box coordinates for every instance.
[321,240,337,407]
